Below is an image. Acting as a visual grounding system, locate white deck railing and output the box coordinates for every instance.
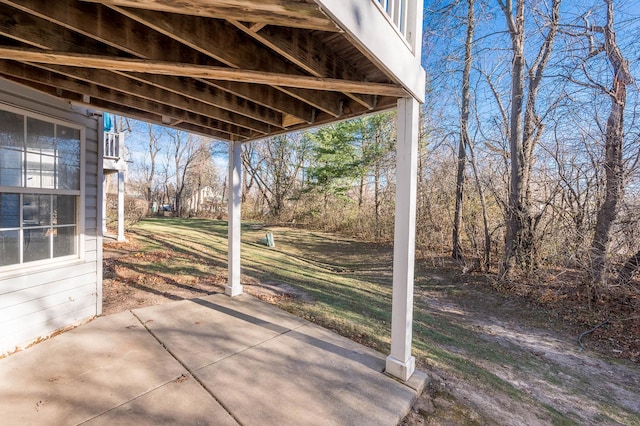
[373,0,419,52]
[104,132,124,160]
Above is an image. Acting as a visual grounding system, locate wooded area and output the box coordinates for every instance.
[125,0,639,305]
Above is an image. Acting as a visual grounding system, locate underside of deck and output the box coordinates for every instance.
[0,0,423,142]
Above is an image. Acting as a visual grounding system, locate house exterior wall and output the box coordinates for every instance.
[0,78,101,356]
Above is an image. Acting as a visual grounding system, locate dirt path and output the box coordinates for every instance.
[404,270,640,425]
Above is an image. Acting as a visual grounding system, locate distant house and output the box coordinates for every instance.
[0,0,424,381]
[186,185,223,215]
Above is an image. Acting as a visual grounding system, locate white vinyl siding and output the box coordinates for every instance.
[0,78,101,356]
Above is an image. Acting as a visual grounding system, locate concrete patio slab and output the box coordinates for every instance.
[0,311,186,425]
[192,293,309,330]
[132,295,306,371]
[0,294,426,425]
[194,321,417,426]
[83,374,238,426]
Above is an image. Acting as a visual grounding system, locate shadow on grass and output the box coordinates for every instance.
[120,218,602,424]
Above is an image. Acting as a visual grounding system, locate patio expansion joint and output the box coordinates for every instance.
[193,320,309,372]
[130,309,245,426]
[76,379,179,425]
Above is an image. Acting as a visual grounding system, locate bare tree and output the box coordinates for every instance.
[452,0,475,260]
[167,130,201,216]
[499,0,561,276]
[586,0,634,284]
[143,123,160,208]
[242,134,310,219]
[184,144,220,215]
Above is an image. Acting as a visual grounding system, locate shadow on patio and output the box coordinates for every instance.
[0,293,426,425]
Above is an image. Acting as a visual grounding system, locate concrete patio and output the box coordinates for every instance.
[0,294,427,425]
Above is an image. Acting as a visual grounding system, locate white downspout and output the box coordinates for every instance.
[117,170,125,242]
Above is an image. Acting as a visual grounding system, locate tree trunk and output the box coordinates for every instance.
[452,0,475,261]
[500,0,526,277]
[374,161,381,239]
[590,0,632,284]
[468,138,491,272]
[500,0,560,276]
[618,249,640,284]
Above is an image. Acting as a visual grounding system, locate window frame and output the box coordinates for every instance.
[0,103,85,274]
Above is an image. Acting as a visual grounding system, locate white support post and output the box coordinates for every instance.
[226,141,243,296]
[386,97,419,381]
[117,171,126,242]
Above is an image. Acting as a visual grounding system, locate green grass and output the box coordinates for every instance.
[123,217,635,424]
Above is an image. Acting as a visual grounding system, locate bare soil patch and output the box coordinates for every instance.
[403,263,640,425]
[102,237,227,315]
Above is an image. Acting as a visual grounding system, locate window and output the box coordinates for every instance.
[0,107,82,268]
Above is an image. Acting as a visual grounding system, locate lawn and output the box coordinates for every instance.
[103,217,640,425]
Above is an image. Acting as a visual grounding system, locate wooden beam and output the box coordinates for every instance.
[249,23,267,32]
[88,99,243,141]
[231,21,378,110]
[33,63,273,134]
[282,114,306,127]
[275,95,394,129]
[109,6,344,117]
[245,96,398,141]
[0,4,113,55]
[3,0,315,122]
[0,61,257,138]
[122,73,283,127]
[277,87,342,118]
[0,0,216,64]
[0,6,282,129]
[209,80,314,123]
[0,47,407,97]
[80,0,339,32]
[0,74,239,140]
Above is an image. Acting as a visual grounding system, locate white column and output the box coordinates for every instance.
[226,141,243,296]
[117,171,126,242]
[386,97,419,381]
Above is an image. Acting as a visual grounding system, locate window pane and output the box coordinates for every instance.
[27,117,55,150]
[0,111,24,187]
[56,125,81,190]
[0,110,24,148]
[26,118,54,189]
[54,195,76,225]
[23,194,51,227]
[0,148,22,187]
[53,226,76,257]
[0,230,19,266]
[23,228,49,262]
[25,151,42,188]
[57,164,80,190]
[0,193,19,228]
[41,152,56,189]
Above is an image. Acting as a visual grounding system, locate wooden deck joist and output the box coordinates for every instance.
[0,0,414,142]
